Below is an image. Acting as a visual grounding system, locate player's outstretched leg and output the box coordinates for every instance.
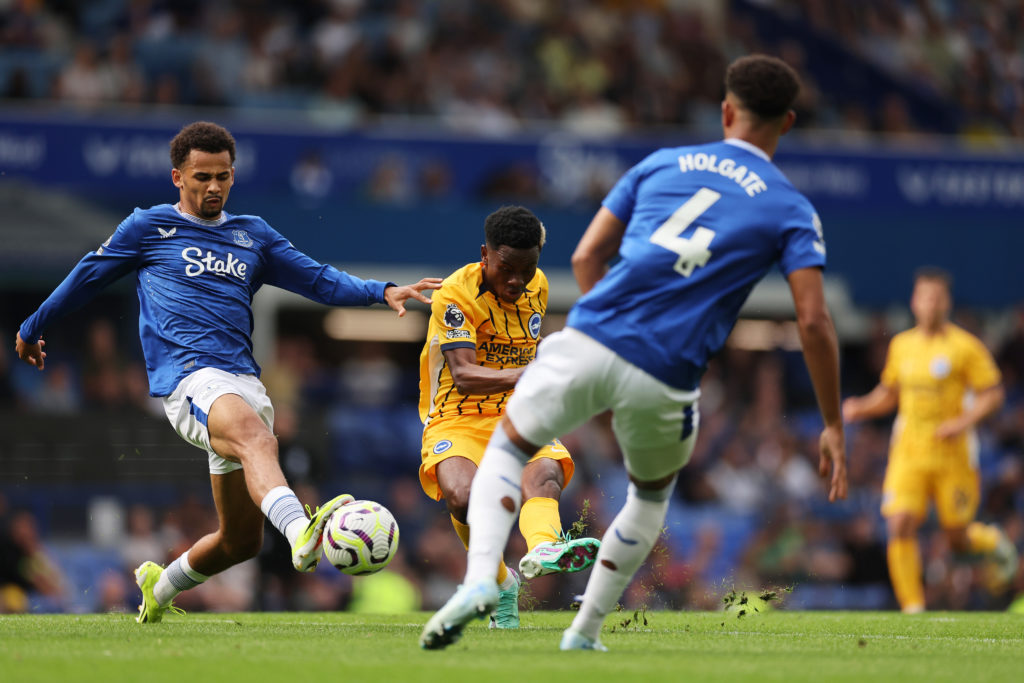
[292,493,354,572]
[560,628,608,652]
[519,536,601,580]
[134,561,185,624]
[489,567,520,629]
[420,580,499,650]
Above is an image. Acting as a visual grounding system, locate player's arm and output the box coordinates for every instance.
[442,346,524,396]
[787,266,847,502]
[571,207,627,295]
[16,216,141,371]
[262,231,440,312]
[937,337,1005,439]
[936,383,1004,440]
[842,382,899,423]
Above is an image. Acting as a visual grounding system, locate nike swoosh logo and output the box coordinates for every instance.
[499,475,522,492]
[614,529,638,545]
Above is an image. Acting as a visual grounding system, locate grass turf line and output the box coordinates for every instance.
[1,610,1022,683]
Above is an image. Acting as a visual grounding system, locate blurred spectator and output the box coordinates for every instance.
[120,504,172,571]
[0,508,67,612]
[6,1,1023,137]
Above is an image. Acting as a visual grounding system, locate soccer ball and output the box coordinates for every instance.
[322,499,400,576]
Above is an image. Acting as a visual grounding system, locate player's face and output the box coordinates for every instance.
[481,244,540,303]
[910,278,951,328]
[172,149,234,219]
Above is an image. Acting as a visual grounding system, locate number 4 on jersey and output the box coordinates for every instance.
[649,188,721,277]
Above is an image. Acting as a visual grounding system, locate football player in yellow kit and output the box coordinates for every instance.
[844,268,1017,613]
[418,206,599,629]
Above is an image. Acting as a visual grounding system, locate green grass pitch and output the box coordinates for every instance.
[2,610,1022,683]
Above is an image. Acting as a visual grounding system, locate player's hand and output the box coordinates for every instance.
[935,417,968,440]
[15,331,46,371]
[383,278,443,317]
[841,397,862,423]
[818,423,847,502]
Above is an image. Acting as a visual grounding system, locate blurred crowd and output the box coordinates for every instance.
[2,303,1024,615]
[2,0,1023,137]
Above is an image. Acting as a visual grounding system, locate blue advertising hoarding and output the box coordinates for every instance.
[1,109,1021,307]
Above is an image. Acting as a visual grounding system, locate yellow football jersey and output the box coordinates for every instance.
[418,262,547,423]
[881,323,1001,466]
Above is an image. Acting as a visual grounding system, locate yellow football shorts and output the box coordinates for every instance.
[419,414,574,501]
[881,454,980,528]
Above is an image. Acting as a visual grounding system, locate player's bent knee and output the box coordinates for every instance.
[234,431,279,464]
[444,491,471,520]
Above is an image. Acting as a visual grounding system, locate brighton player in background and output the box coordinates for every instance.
[421,54,848,651]
[417,206,600,629]
[843,268,1016,613]
[15,121,441,623]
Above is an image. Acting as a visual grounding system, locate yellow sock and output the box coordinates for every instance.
[451,514,508,583]
[888,537,924,611]
[450,514,471,550]
[496,560,508,584]
[966,522,1001,555]
[519,497,561,551]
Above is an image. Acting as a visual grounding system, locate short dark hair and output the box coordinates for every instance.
[170,121,236,169]
[484,205,545,250]
[725,55,800,120]
[914,265,953,291]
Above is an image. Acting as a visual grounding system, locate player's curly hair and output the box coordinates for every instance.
[725,55,800,120]
[484,205,546,250]
[170,121,236,169]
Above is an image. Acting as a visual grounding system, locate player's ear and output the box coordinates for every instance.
[779,109,796,136]
[171,167,183,188]
[480,244,487,264]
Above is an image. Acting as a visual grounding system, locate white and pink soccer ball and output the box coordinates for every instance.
[322,500,400,576]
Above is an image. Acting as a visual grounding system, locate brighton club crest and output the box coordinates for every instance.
[528,312,542,338]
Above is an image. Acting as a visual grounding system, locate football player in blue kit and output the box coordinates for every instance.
[15,121,441,623]
[421,55,848,650]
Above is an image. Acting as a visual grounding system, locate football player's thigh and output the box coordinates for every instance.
[505,330,612,449]
[611,376,699,482]
[528,439,574,489]
[881,460,929,520]
[934,465,980,529]
[420,419,490,500]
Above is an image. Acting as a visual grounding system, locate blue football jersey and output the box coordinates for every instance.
[567,139,826,391]
[20,204,393,396]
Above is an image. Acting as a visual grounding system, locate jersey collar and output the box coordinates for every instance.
[174,202,228,227]
[724,138,771,162]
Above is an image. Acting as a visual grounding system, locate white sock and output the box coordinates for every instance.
[570,482,673,640]
[260,486,308,547]
[464,428,531,585]
[155,550,209,606]
[499,567,518,590]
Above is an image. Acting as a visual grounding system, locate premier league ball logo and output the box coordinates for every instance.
[444,303,466,329]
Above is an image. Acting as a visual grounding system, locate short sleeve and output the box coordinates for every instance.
[962,335,1001,391]
[777,201,827,277]
[431,281,477,351]
[602,159,645,225]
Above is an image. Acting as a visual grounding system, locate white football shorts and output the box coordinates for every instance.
[506,328,700,482]
[162,367,275,475]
